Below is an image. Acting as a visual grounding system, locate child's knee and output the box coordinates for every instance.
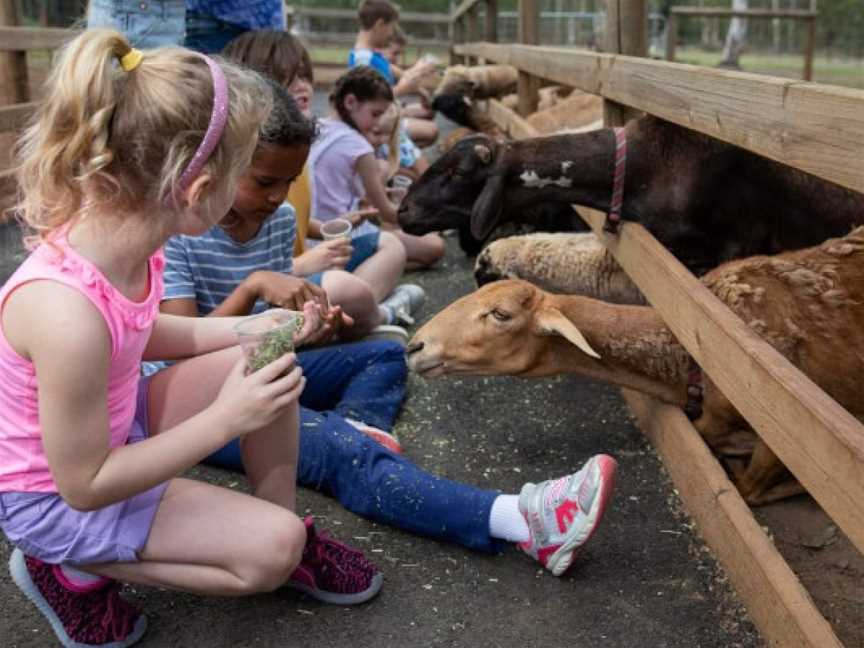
[239,512,305,593]
[322,271,377,328]
[417,234,446,266]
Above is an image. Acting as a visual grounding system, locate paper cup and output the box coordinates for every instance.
[234,310,304,372]
[321,218,353,240]
[387,186,408,207]
[391,174,413,189]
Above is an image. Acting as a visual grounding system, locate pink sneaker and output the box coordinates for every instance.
[287,517,383,605]
[346,419,404,454]
[518,454,617,576]
[8,548,147,647]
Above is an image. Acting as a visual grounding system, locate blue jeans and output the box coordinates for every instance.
[184,11,248,54]
[87,0,186,49]
[206,340,504,553]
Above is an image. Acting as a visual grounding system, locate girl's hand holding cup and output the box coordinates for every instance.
[319,218,354,270]
[217,309,308,437]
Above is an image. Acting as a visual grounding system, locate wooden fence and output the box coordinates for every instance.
[451,1,863,647]
[285,5,450,51]
[666,6,818,81]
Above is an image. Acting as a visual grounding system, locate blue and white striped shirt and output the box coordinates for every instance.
[163,203,297,315]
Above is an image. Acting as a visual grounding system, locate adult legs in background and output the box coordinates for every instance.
[184,11,248,54]
[87,0,186,48]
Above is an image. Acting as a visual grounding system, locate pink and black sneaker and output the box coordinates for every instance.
[8,547,147,647]
[287,517,383,605]
[518,454,617,576]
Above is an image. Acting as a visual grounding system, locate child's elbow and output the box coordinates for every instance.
[58,483,104,512]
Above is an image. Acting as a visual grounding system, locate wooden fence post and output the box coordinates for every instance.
[802,14,815,81]
[450,15,464,65]
[0,0,29,106]
[485,0,498,42]
[665,12,678,62]
[517,0,539,116]
[603,0,647,126]
[467,4,480,65]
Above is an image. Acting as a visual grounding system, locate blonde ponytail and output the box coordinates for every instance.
[13,29,271,246]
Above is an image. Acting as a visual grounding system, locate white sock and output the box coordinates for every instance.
[378,305,394,325]
[488,494,530,543]
[59,564,106,587]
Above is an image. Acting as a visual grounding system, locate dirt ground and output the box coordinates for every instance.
[0,94,859,648]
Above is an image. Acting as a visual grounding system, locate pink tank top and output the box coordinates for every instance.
[0,236,164,492]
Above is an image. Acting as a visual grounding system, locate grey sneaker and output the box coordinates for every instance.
[381,284,426,326]
[518,454,617,576]
[364,324,409,347]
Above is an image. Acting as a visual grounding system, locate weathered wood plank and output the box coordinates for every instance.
[453,43,864,193]
[0,102,35,133]
[452,0,485,23]
[0,26,73,52]
[671,7,817,19]
[623,390,842,648]
[576,206,864,556]
[0,5,29,104]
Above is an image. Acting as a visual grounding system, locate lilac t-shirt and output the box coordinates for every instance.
[309,119,376,236]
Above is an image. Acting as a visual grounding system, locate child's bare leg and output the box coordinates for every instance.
[147,345,299,509]
[321,270,381,338]
[353,231,406,302]
[392,229,445,269]
[89,478,306,596]
[402,102,434,120]
[404,117,438,148]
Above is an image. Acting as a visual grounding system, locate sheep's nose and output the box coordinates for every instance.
[405,341,424,356]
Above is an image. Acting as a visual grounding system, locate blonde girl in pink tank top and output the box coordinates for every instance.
[0,29,381,648]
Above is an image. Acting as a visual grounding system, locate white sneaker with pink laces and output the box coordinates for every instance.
[517,454,617,576]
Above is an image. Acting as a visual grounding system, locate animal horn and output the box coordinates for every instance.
[536,307,601,359]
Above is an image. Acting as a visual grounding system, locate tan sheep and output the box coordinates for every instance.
[407,226,864,506]
[501,85,575,113]
[525,90,603,135]
[474,232,645,304]
[433,64,519,100]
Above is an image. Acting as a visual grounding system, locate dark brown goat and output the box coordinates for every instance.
[398,116,864,276]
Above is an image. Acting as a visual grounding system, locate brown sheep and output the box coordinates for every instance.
[406,227,864,506]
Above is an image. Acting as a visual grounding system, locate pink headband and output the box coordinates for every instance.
[169,54,229,204]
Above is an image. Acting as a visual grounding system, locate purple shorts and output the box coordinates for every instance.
[0,378,168,565]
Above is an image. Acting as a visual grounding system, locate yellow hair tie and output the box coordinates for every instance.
[119,49,143,72]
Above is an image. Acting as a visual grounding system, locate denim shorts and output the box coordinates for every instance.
[87,0,186,49]
[0,378,168,566]
[184,11,249,54]
[307,231,381,286]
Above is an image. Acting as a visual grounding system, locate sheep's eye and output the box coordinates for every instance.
[490,308,511,322]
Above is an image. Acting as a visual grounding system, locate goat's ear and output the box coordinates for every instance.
[535,307,601,359]
[470,173,505,240]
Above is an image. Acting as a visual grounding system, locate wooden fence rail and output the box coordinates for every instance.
[666,6,818,81]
